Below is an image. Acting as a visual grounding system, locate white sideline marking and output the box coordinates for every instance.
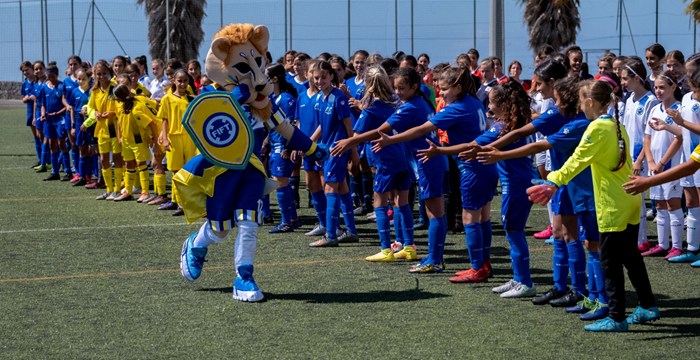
[0,222,192,234]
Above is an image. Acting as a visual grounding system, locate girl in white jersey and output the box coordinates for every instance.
[620,57,660,252]
[641,71,684,259]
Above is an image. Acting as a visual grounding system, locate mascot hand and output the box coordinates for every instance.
[232,83,251,104]
[310,144,329,163]
[526,179,558,206]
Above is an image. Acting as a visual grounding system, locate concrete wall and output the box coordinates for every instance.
[0,82,22,100]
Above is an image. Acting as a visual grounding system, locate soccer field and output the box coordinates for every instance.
[0,106,698,359]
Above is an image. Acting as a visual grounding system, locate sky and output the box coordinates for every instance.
[0,0,698,81]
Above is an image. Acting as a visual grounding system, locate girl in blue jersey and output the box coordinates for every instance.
[291,53,311,100]
[332,66,421,265]
[71,67,94,186]
[373,67,493,278]
[39,62,72,181]
[63,55,82,180]
[32,61,49,172]
[20,61,40,168]
[308,61,359,247]
[265,64,300,234]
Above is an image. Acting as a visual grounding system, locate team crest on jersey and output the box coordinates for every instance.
[546,109,555,115]
[182,91,254,169]
[563,128,570,135]
[325,105,333,115]
[693,103,700,113]
[637,106,644,115]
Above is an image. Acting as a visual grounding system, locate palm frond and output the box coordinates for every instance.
[136,0,207,62]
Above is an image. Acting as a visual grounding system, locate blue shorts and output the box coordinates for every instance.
[269,152,295,178]
[457,161,498,210]
[303,155,322,172]
[551,185,575,216]
[500,186,532,231]
[206,164,265,229]
[374,170,412,194]
[44,119,66,140]
[323,153,349,183]
[63,114,72,132]
[75,123,94,147]
[417,166,448,200]
[26,112,33,127]
[577,210,600,242]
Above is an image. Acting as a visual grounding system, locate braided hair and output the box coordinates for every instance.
[580,79,626,171]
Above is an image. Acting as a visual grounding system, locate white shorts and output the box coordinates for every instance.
[680,171,700,188]
[650,179,682,200]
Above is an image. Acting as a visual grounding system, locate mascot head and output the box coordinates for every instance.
[206,24,273,118]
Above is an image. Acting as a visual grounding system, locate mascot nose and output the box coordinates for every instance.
[255,84,266,92]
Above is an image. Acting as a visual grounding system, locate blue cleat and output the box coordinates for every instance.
[565,297,595,314]
[233,265,264,302]
[626,306,661,324]
[692,259,700,267]
[544,236,554,245]
[180,232,208,282]
[579,300,609,321]
[584,317,628,332]
[667,250,700,263]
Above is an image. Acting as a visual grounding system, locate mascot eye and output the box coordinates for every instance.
[255,57,264,68]
[233,62,253,75]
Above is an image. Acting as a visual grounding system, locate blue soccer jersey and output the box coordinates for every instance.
[475,121,536,190]
[21,79,35,120]
[39,81,65,121]
[546,116,596,213]
[295,89,320,137]
[33,80,44,120]
[62,76,79,128]
[345,77,365,124]
[291,77,309,99]
[269,92,297,149]
[317,87,351,147]
[70,87,91,127]
[353,99,407,174]
[531,106,572,170]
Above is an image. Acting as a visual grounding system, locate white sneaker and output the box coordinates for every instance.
[366,212,377,220]
[304,224,326,236]
[492,279,518,294]
[500,283,536,298]
[106,192,117,201]
[390,241,403,253]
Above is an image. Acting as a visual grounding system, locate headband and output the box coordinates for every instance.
[46,68,58,73]
[598,75,618,88]
[659,74,675,84]
[624,64,640,79]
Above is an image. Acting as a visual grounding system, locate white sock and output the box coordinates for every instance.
[656,209,670,249]
[638,198,648,245]
[547,201,553,225]
[234,220,258,275]
[687,207,700,251]
[669,208,685,250]
[193,222,228,248]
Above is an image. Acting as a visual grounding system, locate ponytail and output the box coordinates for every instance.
[611,92,626,171]
[581,79,627,171]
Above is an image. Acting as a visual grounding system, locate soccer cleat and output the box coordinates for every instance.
[565,297,596,314]
[337,231,359,243]
[148,195,168,205]
[667,250,700,263]
[544,236,554,245]
[641,245,668,257]
[584,317,628,332]
[69,174,82,183]
[413,221,428,231]
[484,259,493,277]
[35,166,48,173]
[449,267,489,283]
[232,265,264,302]
[532,287,568,305]
[492,279,518,294]
[646,209,655,221]
[664,247,683,260]
[365,248,394,262]
[393,245,417,261]
[534,225,553,239]
[625,306,661,324]
[172,207,185,216]
[637,240,651,252]
[692,259,700,267]
[304,223,326,236]
[501,282,536,298]
[136,193,151,203]
[72,177,87,186]
[308,236,339,248]
[113,192,134,202]
[105,192,117,201]
[390,241,404,253]
[291,218,303,230]
[579,300,610,321]
[366,212,376,220]
[60,174,73,181]
[268,223,294,234]
[158,201,178,210]
[549,289,583,307]
[180,232,208,282]
[30,161,41,169]
[95,192,109,200]
[43,173,60,181]
[408,262,444,274]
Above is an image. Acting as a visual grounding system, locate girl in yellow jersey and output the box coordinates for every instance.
[85,60,124,200]
[527,79,659,332]
[156,69,197,213]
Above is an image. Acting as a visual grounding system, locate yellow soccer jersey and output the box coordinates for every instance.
[117,97,159,145]
[87,84,117,139]
[691,144,700,163]
[157,92,189,136]
[547,115,641,232]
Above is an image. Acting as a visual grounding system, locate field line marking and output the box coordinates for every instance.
[0,222,191,234]
[0,195,100,203]
[0,258,365,284]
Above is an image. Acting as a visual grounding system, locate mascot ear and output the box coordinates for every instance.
[251,25,270,55]
[211,37,232,63]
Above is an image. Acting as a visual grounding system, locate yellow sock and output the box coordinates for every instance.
[114,167,125,193]
[154,173,166,195]
[124,169,136,194]
[102,168,114,193]
[138,165,150,194]
[171,178,179,205]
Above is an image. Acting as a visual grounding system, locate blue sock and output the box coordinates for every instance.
[261,194,271,217]
[586,255,597,301]
[506,231,532,287]
[464,223,484,270]
[93,154,100,177]
[361,172,373,208]
[481,220,492,264]
[589,251,608,303]
[350,175,361,206]
[276,186,291,225]
[340,192,356,234]
[50,152,60,174]
[418,198,426,224]
[33,137,42,162]
[289,176,300,208]
[399,204,414,246]
[393,207,404,244]
[41,143,50,167]
[71,148,79,172]
[325,193,341,239]
[311,191,327,228]
[375,206,391,249]
[567,240,587,296]
[286,185,298,222]
[78,156,85,178]
[552,239,569,292]
[61,151,72,175]
[426,217,446,265]
[438,216,447,263]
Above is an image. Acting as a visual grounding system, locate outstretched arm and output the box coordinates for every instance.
[370,121,437,152]
[476,140,551,164]
[624,158,700,195]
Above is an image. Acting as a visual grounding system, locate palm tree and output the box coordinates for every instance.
[136,0,207,62]
[517,0,581,52]
[686,0,700,22]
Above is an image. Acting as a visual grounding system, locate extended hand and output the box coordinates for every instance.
[622,175,650,195]
[526,179,558,206]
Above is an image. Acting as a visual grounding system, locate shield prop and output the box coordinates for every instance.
[182,91,254,170]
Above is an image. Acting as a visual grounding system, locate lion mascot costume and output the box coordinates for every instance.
[175,24,326,302]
